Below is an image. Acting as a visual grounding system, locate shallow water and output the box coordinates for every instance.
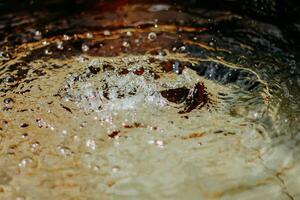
[0,1,300,199]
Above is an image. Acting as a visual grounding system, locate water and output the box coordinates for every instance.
[0,1,300,199]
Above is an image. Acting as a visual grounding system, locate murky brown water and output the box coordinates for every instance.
[0,1,300,199]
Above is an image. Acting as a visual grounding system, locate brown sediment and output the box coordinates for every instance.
[123,122,146,128]
[119,68,129,75]
[133,67,145,75]
[108,130,121,138]
[88,66,101,74]
[103,64,115,71]
[180,82,211,114]
[181,133,204,140]
[160,87,189,104]
[160,82,211,113]
[60,104,73,113]
[160,61,173,72]
[20,123,29,128]
[148,69,160,79]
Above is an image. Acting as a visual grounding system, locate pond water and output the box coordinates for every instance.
[0,1,300,199]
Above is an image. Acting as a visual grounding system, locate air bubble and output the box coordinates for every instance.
[148,32,157,41]
[86,139,96,150]
[31,142,40,152]
[3,98,14,104]
[172,61,181,74]
[57,146,72,156]
[82,44,89,52]
[44,49,52,55]
[112,166,120,173]
[18,157,37,168]
[34,30,42,39]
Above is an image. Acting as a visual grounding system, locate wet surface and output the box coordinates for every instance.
[0,0,300,199]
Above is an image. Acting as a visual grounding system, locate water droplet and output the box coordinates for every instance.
[4,75,15,83]
[148,140,155,144]
[81,44,89,52]
[18,157,37,168]
[172,61,181,74]
[122,41,130,48]
[56,41,63,50]
[15,196,25,200]
[44,49,52,55]
[42,41,49,46]
[103,30,111,36]
[3,98,14,104]
[3,97,14,110]
[86,139,96,150]
[134,39,140,44]
[148,4,170,12]
[156,140,164,148]
[34,30,42,39]
[179,46,186,52]
[31,141,40,152]
[35,30,42,36]
[147,32,157,41]
[126,31,132,37]
[57,146,72,156]
[86,32,94,39]
[62,34,71,40]
[112,166,120,173]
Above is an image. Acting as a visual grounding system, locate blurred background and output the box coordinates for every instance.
[1,0,299,47]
